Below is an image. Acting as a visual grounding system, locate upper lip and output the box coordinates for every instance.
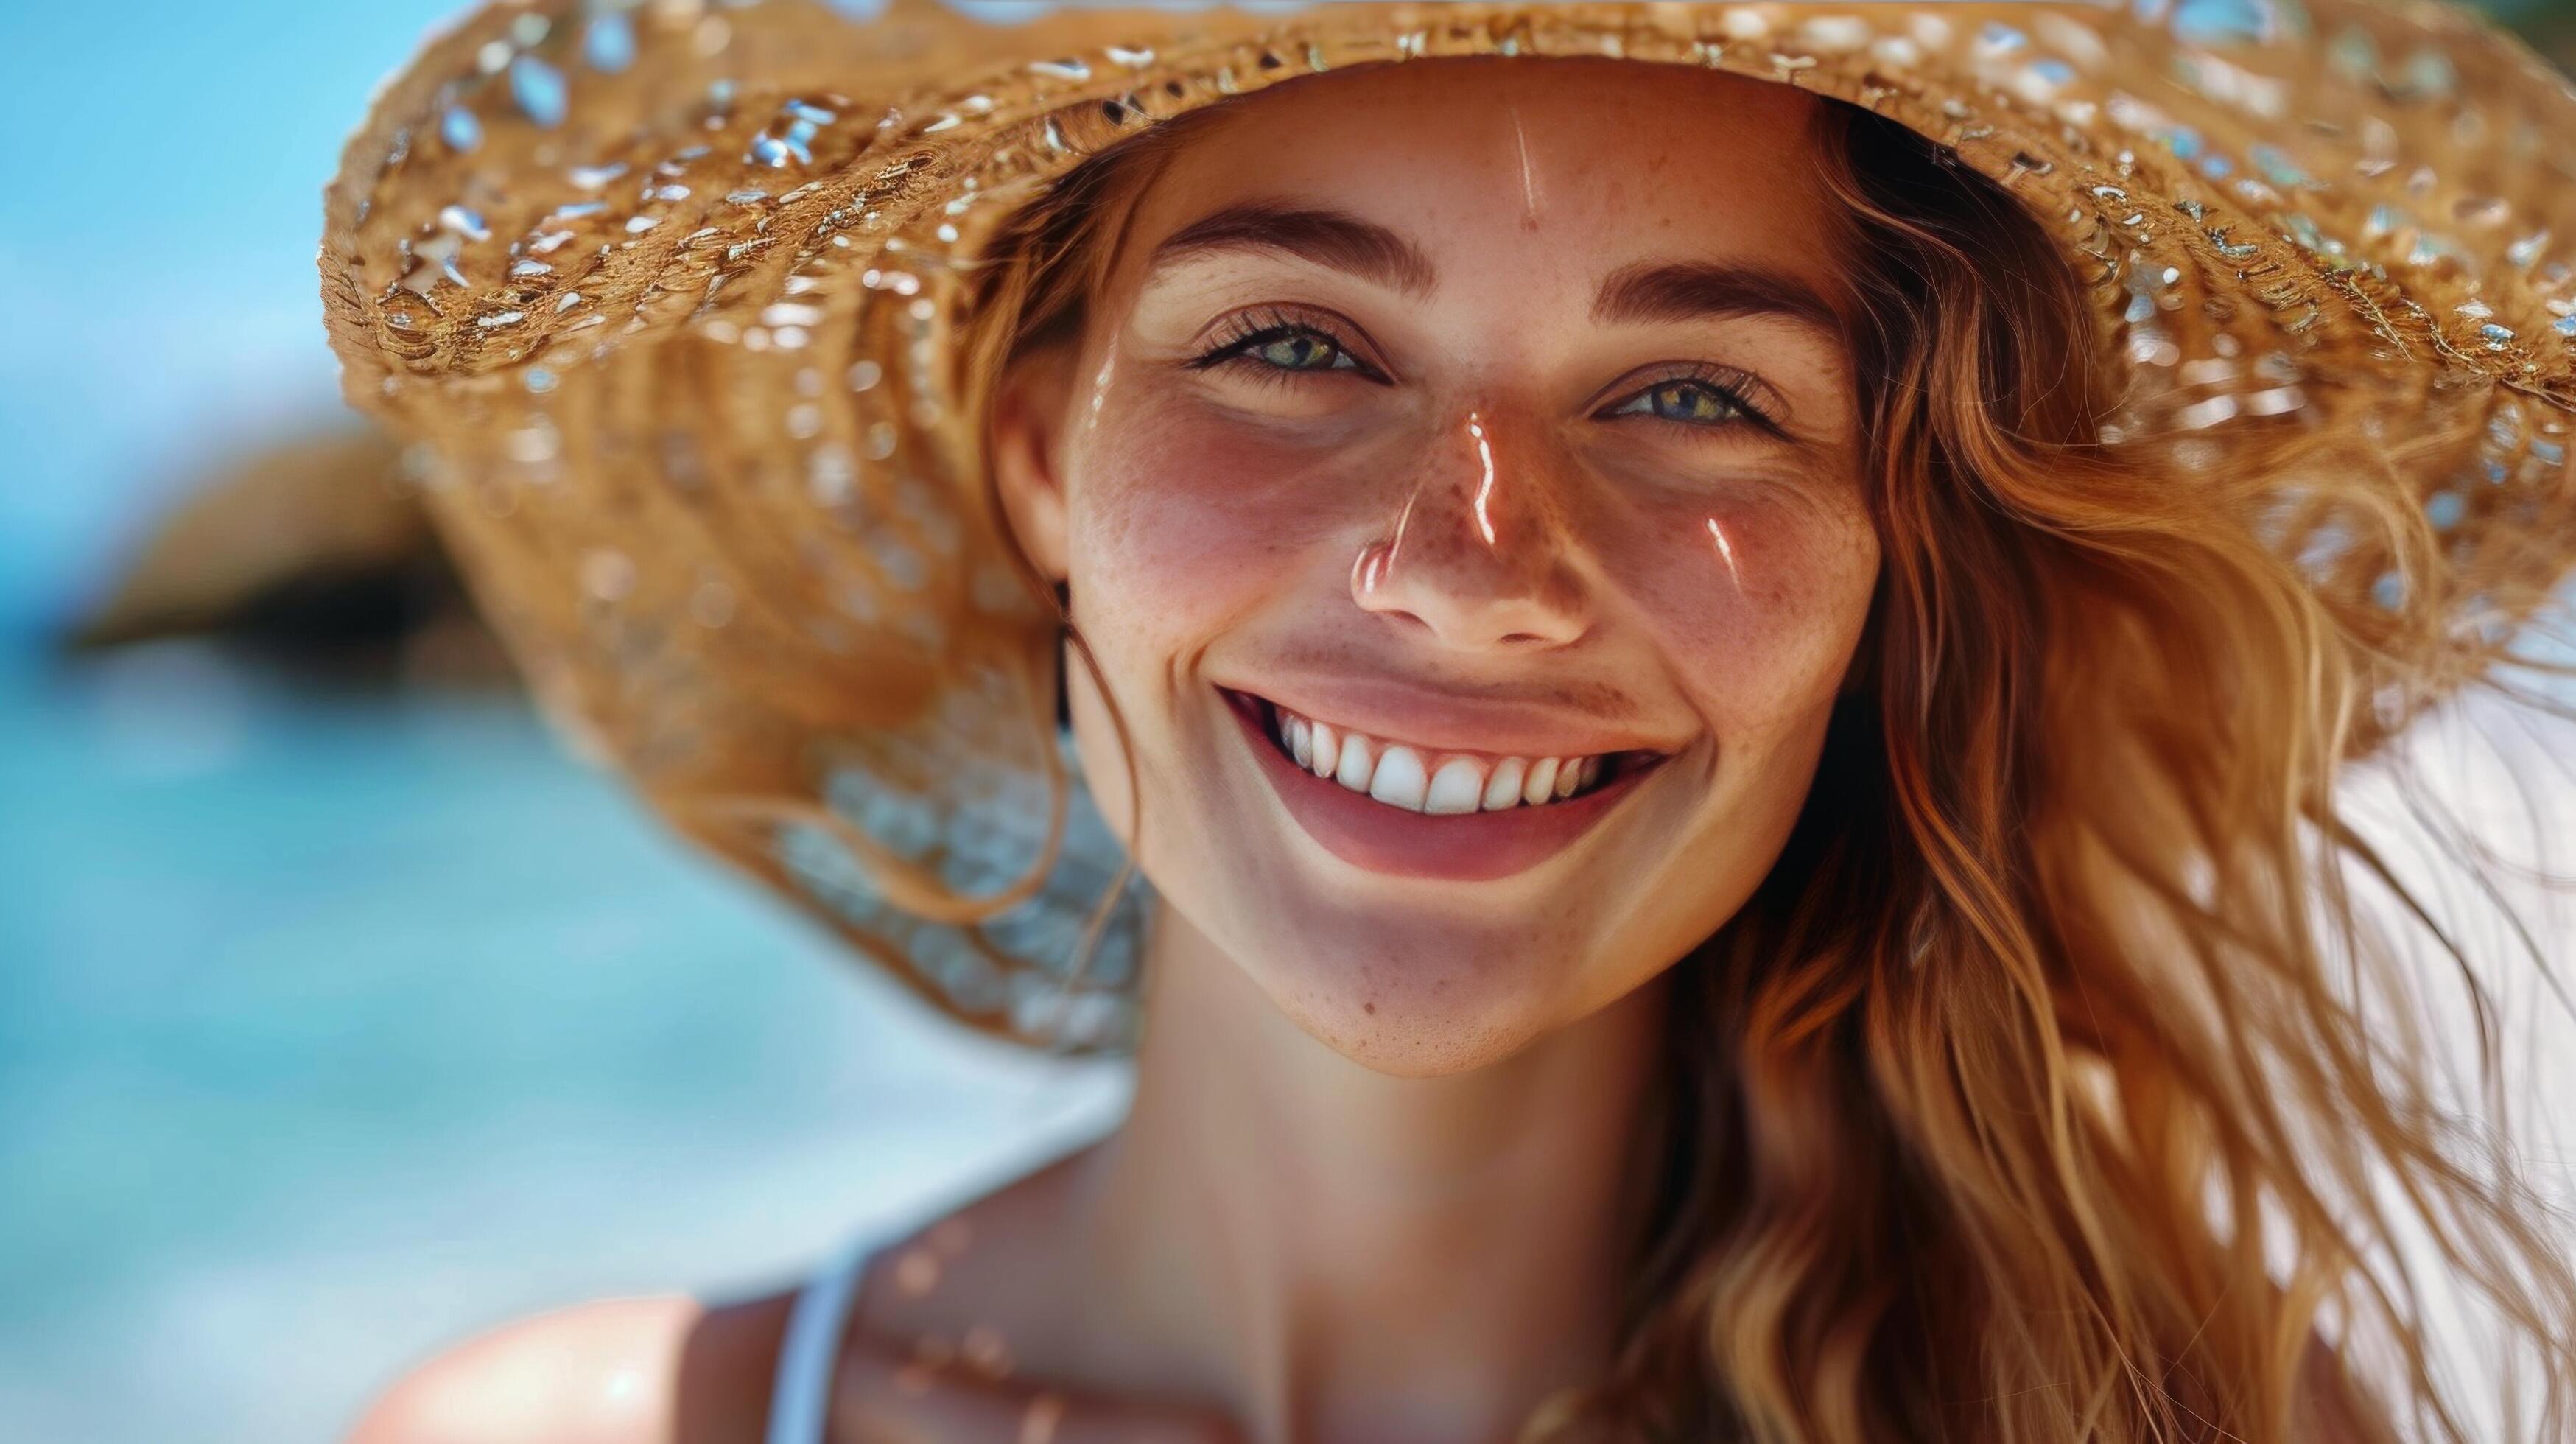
[1217,673,1683,761]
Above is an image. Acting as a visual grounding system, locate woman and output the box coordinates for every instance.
[326,0,2576,1439]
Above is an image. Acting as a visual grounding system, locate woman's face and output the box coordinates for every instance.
[996,57,1880,1075]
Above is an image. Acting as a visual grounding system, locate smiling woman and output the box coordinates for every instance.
[321,2,2576,1442]
[972,59,1881,1072]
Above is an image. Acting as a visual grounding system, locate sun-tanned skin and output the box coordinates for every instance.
[345,57,2375,1444]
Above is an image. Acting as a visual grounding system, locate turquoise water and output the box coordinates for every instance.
[0,645,1124,1442]
[0,4,1131,1436]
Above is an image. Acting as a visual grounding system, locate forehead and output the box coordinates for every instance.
[1119,57,1847,292]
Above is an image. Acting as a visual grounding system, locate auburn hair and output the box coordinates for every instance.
[958,69,2576,1443]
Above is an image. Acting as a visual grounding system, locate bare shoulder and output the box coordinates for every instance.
[344,1291,799,1444]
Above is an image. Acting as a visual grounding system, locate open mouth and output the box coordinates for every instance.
[1236,691,1646,814]
[1218,685,1671,881]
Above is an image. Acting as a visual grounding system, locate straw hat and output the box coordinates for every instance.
[321,0,2576,1050]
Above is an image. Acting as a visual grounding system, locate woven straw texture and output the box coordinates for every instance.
[322,0,2576,1048]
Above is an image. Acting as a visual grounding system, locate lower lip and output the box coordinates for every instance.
[1221,687,1658,883]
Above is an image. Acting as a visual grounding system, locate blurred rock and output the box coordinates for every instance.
[66,427,510,690]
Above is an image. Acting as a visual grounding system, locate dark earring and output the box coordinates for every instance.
[1053,586,1073,732]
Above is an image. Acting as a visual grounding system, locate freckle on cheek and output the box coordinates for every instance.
[1085,425,1347,583]
[1586,518,1742,635]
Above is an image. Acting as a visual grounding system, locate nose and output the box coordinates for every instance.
[1350,410,1590,651]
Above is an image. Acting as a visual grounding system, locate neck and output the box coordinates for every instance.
[1070,901,1671,1444]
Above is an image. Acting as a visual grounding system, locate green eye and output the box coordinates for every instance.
[1186,314,1386,383]
[1616,380,1746,426]
[1250,331,1351,372]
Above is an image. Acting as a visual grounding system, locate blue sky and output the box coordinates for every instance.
[0,1,462,642]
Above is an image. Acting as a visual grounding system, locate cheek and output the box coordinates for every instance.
[1601,482,1879,727]
[1064,399,1358,637]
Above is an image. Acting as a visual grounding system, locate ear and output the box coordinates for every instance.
[989,340,1081,586]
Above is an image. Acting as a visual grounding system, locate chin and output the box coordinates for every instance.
[1236,916,1576,1077]
[1279,988,1554,1078]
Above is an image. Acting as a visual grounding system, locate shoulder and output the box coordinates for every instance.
[343,1291,799,1444]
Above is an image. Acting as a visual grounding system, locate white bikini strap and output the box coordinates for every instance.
[765,1232,878,1444]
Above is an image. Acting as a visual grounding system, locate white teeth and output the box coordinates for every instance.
[1334,730,1375,791]
[1521,756,1559,805]
[1367,744,1431,810]
[1425,756,1484,815]
[1260,701,1618,816]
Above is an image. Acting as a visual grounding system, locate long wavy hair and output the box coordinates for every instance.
[958,74,2576,1443]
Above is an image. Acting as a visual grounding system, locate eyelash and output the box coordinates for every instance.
[1183,310,1784,435]
[1602,364,1786,436]
[1185,307,1388,384]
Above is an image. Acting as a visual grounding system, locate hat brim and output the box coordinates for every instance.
[321,0,2576,1047]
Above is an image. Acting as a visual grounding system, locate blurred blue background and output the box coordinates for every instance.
[0,7,1123,1441]
[2,3,2572,1442]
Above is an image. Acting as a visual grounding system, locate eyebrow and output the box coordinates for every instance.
[1590,261,1847,341]
[1147,204,1846,346]
[1148,202,1438,297]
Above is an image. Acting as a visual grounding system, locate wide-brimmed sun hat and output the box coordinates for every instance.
[323,0,2576,1050]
